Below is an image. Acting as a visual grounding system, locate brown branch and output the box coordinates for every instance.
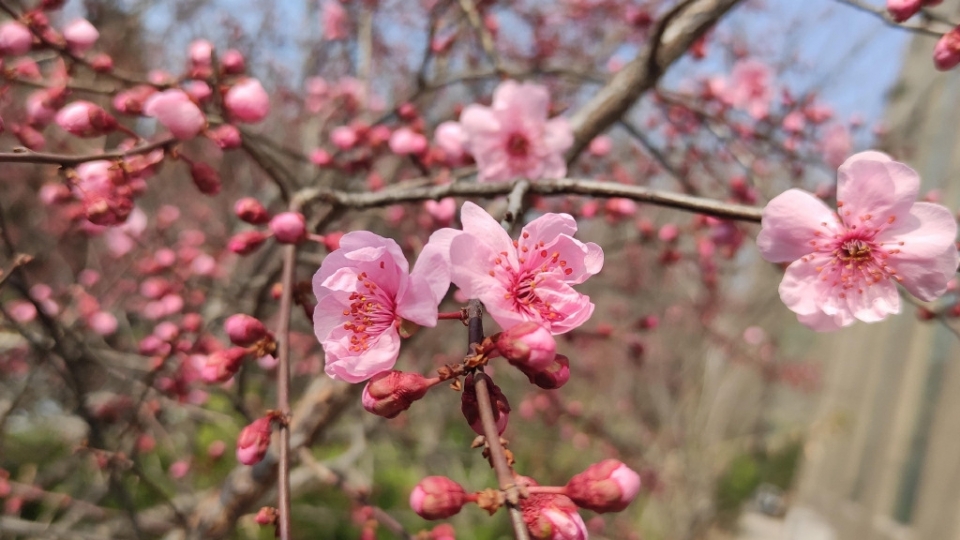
[566,0,744,160]
[0,138,175,166]
[297,177,763,223]
[835,0,950,36]
[276,243,297,540]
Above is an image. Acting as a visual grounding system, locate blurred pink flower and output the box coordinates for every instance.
[459,80,572,182]
[224,78,270,123]
[143,89,206,140]
[388,127,427,155]
[434,121,466,160]
[55,101,117,137]
[723,59,772,119]
[820,123,852,168]
[62,18,98,53]
[312,231,452,382]
[322,1,349,40]
[757,151,959,331]
[0,22,32,56]
[446,202,603,334]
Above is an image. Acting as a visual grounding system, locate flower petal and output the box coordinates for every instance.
[884,202,959,301]
[836,154,919,227]
[757,189,837,263]
[323,327,400,383]
[460,201,517,266]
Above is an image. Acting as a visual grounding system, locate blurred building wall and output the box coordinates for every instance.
[793,3,960,539]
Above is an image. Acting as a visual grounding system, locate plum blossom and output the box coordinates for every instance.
[223,78,270,123]
[445,202,603,334]
[458,80,573,182]
[143,89,206,140]
[312,231,451,383]
[723,59,772,119]
[62,18,98,54]
[757,151,959,331]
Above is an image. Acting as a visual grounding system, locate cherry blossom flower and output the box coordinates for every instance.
[223,78,270,123]
[458,80,573,182]
[312,231,452,383]
[722,59,772,119]
[143,89,206,140]
[757,151,959,331]
[446,202,603,334]
[62,18,98,54]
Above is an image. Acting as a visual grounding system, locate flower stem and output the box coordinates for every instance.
[276,243,296,540]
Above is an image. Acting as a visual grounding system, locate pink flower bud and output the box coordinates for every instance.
[934,27,960,71]
[224,78,270,123]
[234,197,270,224]
[87,311,118,336]
[409,476,467,520]
[388,127,428,155]
[0,22,33,56]
[139,335,171,356]
[207,124,242,149]
[236,416,272,465]
[519,353,570,390]
[520,482,587,540]
[361,370,433,418]
[224,313,269,347]
[182,313,203,333]
[331,125,358,149]
[429,524,456,540]
[153,321,180,342]
[12,124,44,151]
[62,18,98,53]
[496,322,556,371]
[461,374,510,436]
[143,89,206,140]
[228,230,269,255]
[188,39,213,66]
[189,162,221,195]
[887,0,922,21]
[201,347,248,383]
[221,48,246,74]
[565,459,641,513]
[113,85,157,115]
[310,148,333,166]
[322,231,343,251]
[588,135,612,157]
[55,101,117,137]
[322,0,349,40]
[268,212,307,244]
[434,121,465,159]
[254,506,278,525]
[90,53,113,72]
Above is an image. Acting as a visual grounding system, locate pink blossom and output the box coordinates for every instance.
[565,459,641,513]
[143,89,206,140]
[330,125,358,149]
[0,22,33,56]
[459,80,573,182]
[409,476,467,520]
[62,18,98,53]
[322,1,349,40]
[224,78,270,123]
[723,59,772,119]
[311,231,452,383]
[236,416,272,465]
[820,123,852,168]
[388,127,428,155]
[434,120,466,160]
[887,0,922,21]
[55,101,117,137]
[113,85,157,115]
[446,202,602,333]
[424,197,456,224]
[188,39,213,66]
[207,124,242,149]
[757,151,959,331]
[268,212,307,244]
[587,135,612,157]
[934,26,960,71]
[221,49,245,74]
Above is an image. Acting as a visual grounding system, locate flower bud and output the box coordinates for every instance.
[90,53,113,72]
[112,85,156,115]
[409,476,467,520]
[221,49,246,74]
[55,101,117,137]
[143,89,206,140]
[236,416,272,465]
[496,322,556,371]
[519,353,570,390]
[207,124,242,149]
[520,485,587,540]
[268,212,307,244]
[565,459,641,513]
[461,374,510,436]
[934,26,960,71]
[224,313,269,347]
[63,18,98,53]
[234,197,270,224]
[361,370,433,418]
[255,506,278,526]
[201,347,248,383]
[224,78,270,123]
[388,127,428,155]
[887,0,922,21]
[13,124,44,150]
[0,22,33,56]
[429,524,456,540]
[189,162,221,195]
[228,230,269,255]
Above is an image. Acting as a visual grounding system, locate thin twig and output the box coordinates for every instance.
[0,138,175,166]
[276,243,297,540]
[834,0,949,36]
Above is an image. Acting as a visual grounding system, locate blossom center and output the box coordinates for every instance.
[341,271,397,353]
[490,231,577,324]
[506,132,530,157]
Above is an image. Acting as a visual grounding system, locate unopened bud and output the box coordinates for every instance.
[201,347,248,383]
[207,124,242,149]
[236,416,272,465]
[228,230,269,255]
[55,101,117,137]
[887,0,922,21]
[361,370,433,418]
[409,476,467,520]
[519,353,570,390]
[89,53,113,72]
[429,524,456,540]
[496,322,556,371]
[565,459,641,513]
[519,477,587,540]
[190,162,221,195]
[935,26,960,71]
[461,374,510,436]
[255,506,278,526]
[221,49,246,74]
[224,313,270,347]
[234,197,270,224]
[268,212,307,244]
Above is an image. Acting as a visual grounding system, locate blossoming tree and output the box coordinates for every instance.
[0,0,958,539]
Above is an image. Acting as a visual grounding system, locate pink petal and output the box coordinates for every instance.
[884,202,959,301]
[493,81,549,120]
[542,117,573,155]
[796,311,844,332]
[530,275,596,334]
[843,279,900,323]
[757,189,837,263]
[448,234,504,301]
[323,328,400,383]
[836,154,919,227]
[521,211,578,243]
[410,228,459,302]
[534,234,603,285]
[460,201,517,266]
[778,256,831,317]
